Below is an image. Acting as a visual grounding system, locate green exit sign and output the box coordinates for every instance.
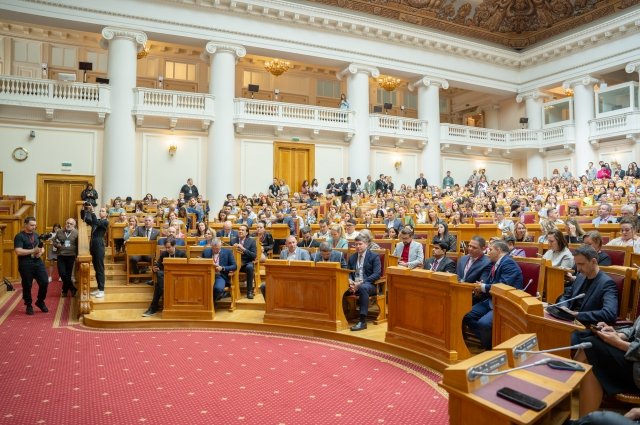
[61,162,72,167]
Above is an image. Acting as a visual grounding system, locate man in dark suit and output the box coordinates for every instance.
[463,240,523,349]
[375,174,387,193]
[423,242,456,273]
[298,227,320,248]
[344,235,381,331]
[383,208,402,232]
[313,242,347,268]
[202,238,237,301]
[342,177,356,202]
[142,238,187,317]
[216,220,239,240]
[456,236,492,283]
[415,172,428,189]
[558,245,618,326]
[129,215,160,281]
[233,224,257,299]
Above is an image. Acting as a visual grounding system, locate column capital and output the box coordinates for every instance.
[101,27,147,49]
[562,75,600,91]
[515,89,551,103]
[336,63,379,80]
[408,76,449,91]
[625,60,640,74]
[203,41,246,59]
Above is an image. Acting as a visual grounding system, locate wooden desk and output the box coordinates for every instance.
[109,222,126,257]
[162,257,215,320]
[491,284,584,358]
[263,260,350,331]
[441,349,578,425]
[125,238,157,284]
[270,224,291,239]
[385,267,473,364]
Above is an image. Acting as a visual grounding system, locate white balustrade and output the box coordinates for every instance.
[441,123,575,149]
[134,88,214,117]
[234,98,354,131]
[369,114,427,139]
[0,75,110,110]
[589,111,640,141]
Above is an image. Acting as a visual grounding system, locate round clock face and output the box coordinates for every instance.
[12,147,28,161]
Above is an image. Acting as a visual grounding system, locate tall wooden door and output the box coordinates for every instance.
[36,174,95,232]
[273,142,315,196]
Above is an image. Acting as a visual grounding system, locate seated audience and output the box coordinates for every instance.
[202,238,237,302]
[592,203,617,225]
[565,217,586,243]
[432,222,457,252]
[279,235,312,261]
[313,242,347,268]
[423,242,456,273]
[232,225,257,299]
[326,224,348,249]
[142,238,187,317]
[542,229,575,269]
[254,220,274,261]
[392,227,424,269]
[504,235,525,257]
[606,217,640,253]
[344,219,360,240]
[456,236,492,283]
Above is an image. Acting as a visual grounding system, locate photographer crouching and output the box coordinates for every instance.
[14,216,50,315]
[83,202,109,298]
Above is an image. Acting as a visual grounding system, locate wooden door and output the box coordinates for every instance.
[274,142,315,196]
[36,174,95,232]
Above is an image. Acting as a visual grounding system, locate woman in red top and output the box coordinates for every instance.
[596,164,611,179]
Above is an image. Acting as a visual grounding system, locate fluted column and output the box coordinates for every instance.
[203,41,246,212]
[516,90,549,177]
[409,76,448,186]
[101,27,147,200]
[563,76,599,176]
[337,64,379,180]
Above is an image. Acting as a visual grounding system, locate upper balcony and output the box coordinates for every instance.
[369,114,427,149]
[233,98,355,141]
[590,82,640,144]
[0,75,110,124]
[132,88,215,131]
[440,124,576,155]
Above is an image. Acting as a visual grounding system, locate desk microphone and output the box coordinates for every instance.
[514,342,592,355]
[521,279,534,293]
[468,359,553,379]
[546,293,585,308]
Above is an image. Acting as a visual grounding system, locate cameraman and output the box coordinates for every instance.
[54,218,78,297]
[14,216,49,315]
[83,203,109,298]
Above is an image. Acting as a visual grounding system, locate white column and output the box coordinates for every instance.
[204,41,246,212]
[516,90,549,178]
[409,76,448,187]
[626,60,640,85]
[337,63,379,180]
[563,76,599,176]
[101,27,147,201]
[483,104,500,129]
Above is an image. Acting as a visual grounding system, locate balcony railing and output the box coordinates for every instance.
[589,111,640,141]
[234,98,354,132]
[369,114,427,140]
[440,124,575,148]
[133,88,214,118]
[0,75,110,111]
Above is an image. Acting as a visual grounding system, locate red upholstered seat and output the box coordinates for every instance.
[601,248,626,266]
[516,261,541,296]
[517,246,540,258]
[522,213,536,224]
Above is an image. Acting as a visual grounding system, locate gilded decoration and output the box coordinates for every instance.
[307,0,636,49]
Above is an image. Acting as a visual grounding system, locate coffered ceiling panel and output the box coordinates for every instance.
[304,0,637,49]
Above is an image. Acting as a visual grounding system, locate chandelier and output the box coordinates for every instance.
[137,44,150,60]
[377,75,401,92]
[564,87,574,97]
[264,58,290,77]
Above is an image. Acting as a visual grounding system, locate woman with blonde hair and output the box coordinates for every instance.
[514,221,532,242]
[326,223,348,249]
[565,217,586,243]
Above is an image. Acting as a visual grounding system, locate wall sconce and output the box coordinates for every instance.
[168,144,177,156]
[394,160,402,170]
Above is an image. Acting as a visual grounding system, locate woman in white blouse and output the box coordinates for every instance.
[606,217,640,253]
[542,229,575,269]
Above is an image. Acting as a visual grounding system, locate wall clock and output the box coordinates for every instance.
[12,147,28,161]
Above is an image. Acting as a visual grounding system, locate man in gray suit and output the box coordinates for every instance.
[392,227,424,269]
[280,235,311,261]
[313,242,347,268]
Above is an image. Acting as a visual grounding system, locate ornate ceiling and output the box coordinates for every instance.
[304,0,637,49]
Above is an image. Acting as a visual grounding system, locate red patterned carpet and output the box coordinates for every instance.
[0,284,448,424]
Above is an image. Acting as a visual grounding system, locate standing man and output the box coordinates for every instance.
[463,240,523,349]
[14,216,49,315]
[202,238,237,302]
[180,178,199,201]
[84,204,109,298]
[561,166,573,180]
[54,218,78,297]
[344,234,381,331]
[142,237,187,317]
[233,225,257,299]
[392,227,424,269]
[343,177,356,202]
[375,174,387,193]
[363,175,376,196]
[586,162,597,181]
[442,171,454,189]
[415,172,428,189]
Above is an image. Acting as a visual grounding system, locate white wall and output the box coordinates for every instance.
[372,148,419,188]
[598,141,637,169]
[141,132,204,200]
[0,123,100,200]
[545,153,573,177]
[499,98,526,131]
[315,144,346,188]
[442,155,513,183]
[241,139,274,196]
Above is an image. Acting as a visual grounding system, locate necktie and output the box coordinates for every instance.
[490,264,496,279]
[431,259,439,271]
[463,257,474,281]
[147,229,151,240]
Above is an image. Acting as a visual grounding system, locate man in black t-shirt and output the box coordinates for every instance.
[14,216,49,315]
